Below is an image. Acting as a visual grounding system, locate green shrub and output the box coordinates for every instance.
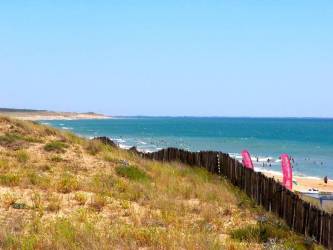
[26,172,50,189]
[116,165,150,182]
[0,133,40,145]
[0,133,23,145]
[0,173,20,186]
[44,141,68,153]
[230,223,288,243]
[50,155,64,162]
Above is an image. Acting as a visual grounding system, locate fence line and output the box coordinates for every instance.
[137,147,332,249]
[95,137,332,249]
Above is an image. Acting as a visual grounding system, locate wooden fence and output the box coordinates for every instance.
[137,147,333,249]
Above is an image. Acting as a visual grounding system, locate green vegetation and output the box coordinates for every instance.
[0,133,23,145]
[0,116,325,249]
[56,173,79,193]
[44,141,68,153]
[116,165,150,182]
[0,133,41,147]
[231,221,323,249]
[0,173,20,186]
[16,150,29,163]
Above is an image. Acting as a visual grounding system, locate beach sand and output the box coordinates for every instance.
[263,172,333,193]
[0,111,110,121]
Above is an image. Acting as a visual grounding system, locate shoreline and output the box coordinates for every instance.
[108,138,333,193]
[262,171,333,193]
[0,111,111,121]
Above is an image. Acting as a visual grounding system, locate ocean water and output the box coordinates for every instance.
[41,117,333,179]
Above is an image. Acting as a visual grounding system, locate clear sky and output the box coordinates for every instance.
[0,1,332,117]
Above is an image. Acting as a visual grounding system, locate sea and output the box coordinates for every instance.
[41,117,333,179]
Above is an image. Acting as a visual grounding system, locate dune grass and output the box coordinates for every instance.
[0,116,326,249]
[44,141,68,153]
[116,165,150,182]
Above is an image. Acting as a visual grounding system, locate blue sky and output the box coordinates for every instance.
[0,1,332,117]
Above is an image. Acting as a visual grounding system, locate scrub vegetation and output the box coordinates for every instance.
[0,116,324,249]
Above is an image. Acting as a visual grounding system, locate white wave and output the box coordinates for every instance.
[118,144,131,150]
[138,141,147,145]
[137,148,154,153]
[229,153,242,159]
[61,127,73,130]
[114,138,126,143]
[254,167,283,177]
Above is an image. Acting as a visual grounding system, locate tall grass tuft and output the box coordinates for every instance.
[56,173,79,193]
[16,150,29,163]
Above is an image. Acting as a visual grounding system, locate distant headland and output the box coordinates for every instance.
[0,108,110,120]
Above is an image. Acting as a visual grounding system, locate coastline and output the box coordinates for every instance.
[112,137,333,193]
[0,111,111,121]
[262,171,333,193]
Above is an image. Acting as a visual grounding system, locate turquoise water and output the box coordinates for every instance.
[42,117,333,179]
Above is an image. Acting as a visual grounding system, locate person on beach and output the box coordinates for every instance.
[324,176,328,184]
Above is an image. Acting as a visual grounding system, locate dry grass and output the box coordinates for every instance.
[74,192,87,205]
[0,116,325,250]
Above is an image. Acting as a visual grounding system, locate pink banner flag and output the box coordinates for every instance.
[241,150,254,169]
[281,154,293,190]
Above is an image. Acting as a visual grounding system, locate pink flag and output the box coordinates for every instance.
[281,154,293,190]
[241,150,254,169]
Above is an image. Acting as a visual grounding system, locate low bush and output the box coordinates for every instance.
[230,222,288,243]
[50,155,64,162]
[0,133,41,146]
[0,133,23,145]
[0,173,20,186]
[23,171,50,189]
[116,165,150,182]
[44,141,68,153]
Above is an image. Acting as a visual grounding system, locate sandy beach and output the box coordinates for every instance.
[263,171,333,193]
[0,111,110,121]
